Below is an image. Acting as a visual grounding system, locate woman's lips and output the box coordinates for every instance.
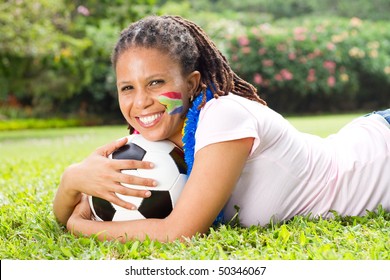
[136,112,164,127]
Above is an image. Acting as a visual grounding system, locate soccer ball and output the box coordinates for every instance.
[88,134,188,221]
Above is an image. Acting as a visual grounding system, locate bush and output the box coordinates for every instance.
[0,118,83,131]
[0,0,155,119]
[208,0,390,21]
[227,16,390,113]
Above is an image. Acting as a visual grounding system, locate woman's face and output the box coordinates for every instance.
[115,47,200,147]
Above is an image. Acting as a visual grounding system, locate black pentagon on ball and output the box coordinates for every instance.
[92,196,116,221]
[112,143,146,161]
[169,146,188,174]
[138,190,173,219]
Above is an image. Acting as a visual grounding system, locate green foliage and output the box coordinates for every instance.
[198,0,390,21]
[0,0,91,110]
[1,117,389,259]
[0,118,84,131]
[0,0,155,118]
[2,0,390,119]
[227,16,390,113]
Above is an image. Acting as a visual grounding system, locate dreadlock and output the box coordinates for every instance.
[111,15,267,110]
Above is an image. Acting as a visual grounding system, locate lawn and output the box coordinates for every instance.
[0,114,389,260]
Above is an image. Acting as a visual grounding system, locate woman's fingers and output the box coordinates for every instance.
[95,137,129,157]
[111,158,155,171]
[94,185,151,211]
[106,192,141,210]
[117,172,157,188]
[91,176,155,210]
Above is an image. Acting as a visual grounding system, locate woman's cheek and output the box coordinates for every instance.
[157,92,184,115]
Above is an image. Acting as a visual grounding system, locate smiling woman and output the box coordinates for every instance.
[53,15,390,244]
[114,46,199,146]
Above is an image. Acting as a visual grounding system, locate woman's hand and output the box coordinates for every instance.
[53,137,156,225]
[66,194,92,233]
[67,137,157,210]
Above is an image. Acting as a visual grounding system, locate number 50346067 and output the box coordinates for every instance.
[218,266,266,276]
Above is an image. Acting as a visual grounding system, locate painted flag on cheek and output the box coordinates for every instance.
[157,92,184,115]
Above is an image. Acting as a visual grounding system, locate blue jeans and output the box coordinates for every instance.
[373,109,390,125]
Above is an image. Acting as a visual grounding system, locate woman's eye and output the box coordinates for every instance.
[150,80,164,86]
[121,85,133,92]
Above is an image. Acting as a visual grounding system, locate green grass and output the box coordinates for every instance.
[287,113,364,137]
[0,114,389,260]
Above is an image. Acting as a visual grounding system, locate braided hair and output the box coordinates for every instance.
[111,15,267,109]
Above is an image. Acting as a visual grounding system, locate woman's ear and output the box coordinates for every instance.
[186,70,201,97]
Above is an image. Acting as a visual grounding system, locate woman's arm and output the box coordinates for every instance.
[66,137,253,242]
[53,137,157,225]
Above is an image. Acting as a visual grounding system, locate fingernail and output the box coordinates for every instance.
[152,181,158,187]
[145,191,152,197]
[116,137,128,143]
[149,162,155,168]
[131,205,137,210]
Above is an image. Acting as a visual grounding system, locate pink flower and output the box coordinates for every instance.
[308,49,322,59]
[307,69,316,82]
[253,73,263,85]
[288,52,296,60]
[280,69,293,80]
[241,47,251,54]
[250,27,259,35]
[314,49,322,56]
[294,34,306,41]
[77,5,90,16]
[294,27,307,35]
[307,52,317,59]
[275,73,283,81]
[262,59,274,67]
[293,27,307,41]
[238,36,250,47]
[327,42,336,51]
[327,76,336,87]
[258,48,267,55]
[323,60,336,74]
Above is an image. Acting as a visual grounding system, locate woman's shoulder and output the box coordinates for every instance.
[201,93,284,124]
[201,93,268,116]
[206,93,262,106]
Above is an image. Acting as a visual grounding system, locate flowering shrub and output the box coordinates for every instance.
[227,16,390,113]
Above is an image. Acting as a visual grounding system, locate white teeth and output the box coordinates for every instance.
[139,113,161,125]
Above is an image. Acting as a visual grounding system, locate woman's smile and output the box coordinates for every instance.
[136,112,164,128]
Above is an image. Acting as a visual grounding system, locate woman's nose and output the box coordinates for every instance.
[134,90,153,109]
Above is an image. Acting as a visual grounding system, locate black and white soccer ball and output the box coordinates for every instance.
[88,134,188,221]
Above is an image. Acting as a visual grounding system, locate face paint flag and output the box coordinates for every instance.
[157,92,183,115]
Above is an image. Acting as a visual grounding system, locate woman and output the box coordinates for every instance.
[53,15,390,243]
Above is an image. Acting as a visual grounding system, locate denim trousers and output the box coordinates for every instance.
[373,109,390,125]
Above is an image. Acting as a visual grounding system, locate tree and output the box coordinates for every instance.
[0,0,155,118]
[0,0,91,114]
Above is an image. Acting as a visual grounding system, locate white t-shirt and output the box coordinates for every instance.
[195,94,390,226]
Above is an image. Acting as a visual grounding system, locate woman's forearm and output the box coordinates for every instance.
[53,164,82,225]
[68,215,183,243]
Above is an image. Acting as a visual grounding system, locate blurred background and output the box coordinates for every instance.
[1,0,390,128]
